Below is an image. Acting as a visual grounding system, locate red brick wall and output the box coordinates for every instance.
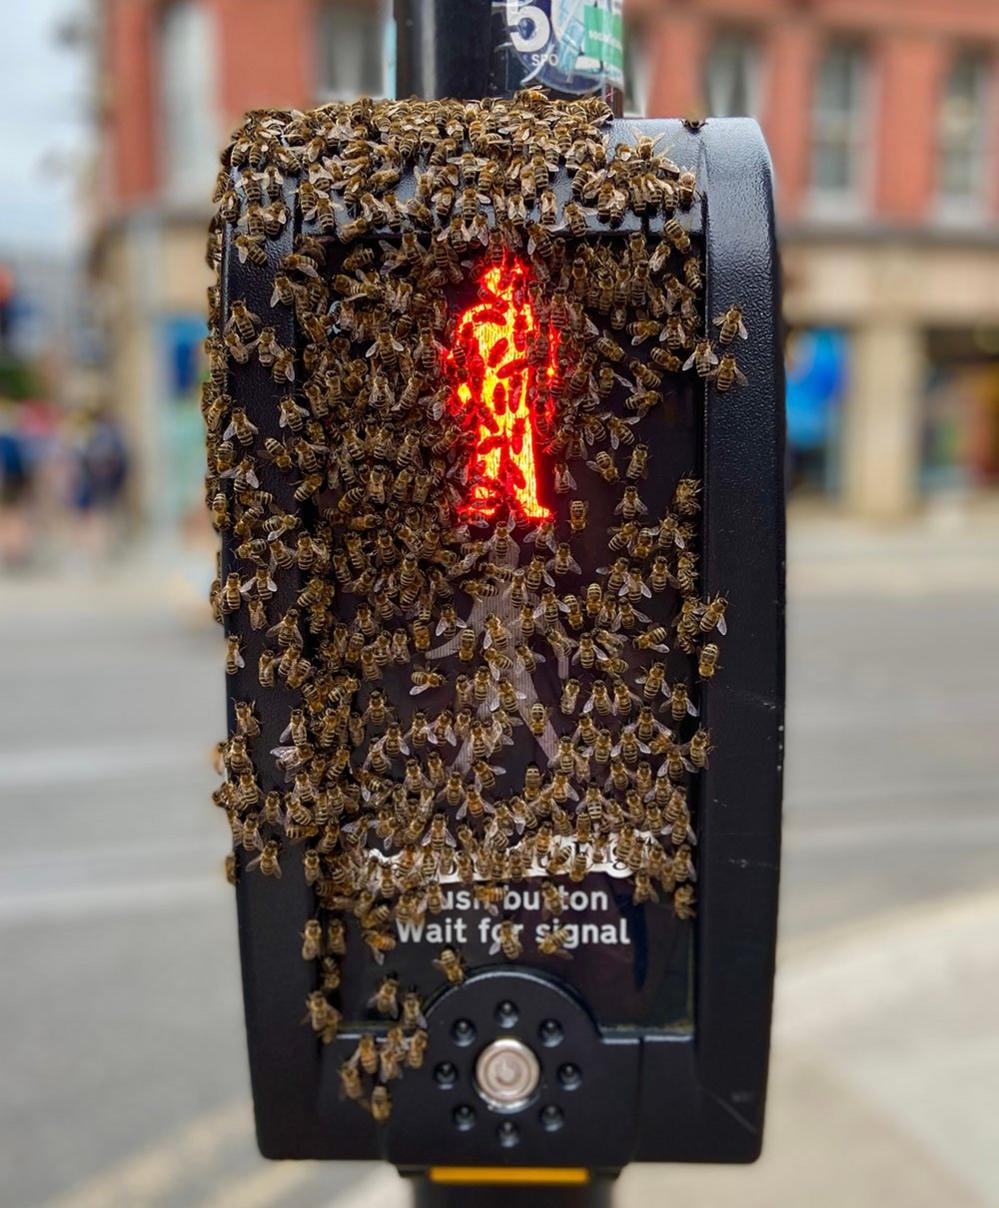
[101,0,316,209]
[211,0,314,125]
[103,0,158,205]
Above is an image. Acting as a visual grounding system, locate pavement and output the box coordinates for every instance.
[1,508,997,1207]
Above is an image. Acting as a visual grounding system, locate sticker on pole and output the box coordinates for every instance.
[505,0,624,94]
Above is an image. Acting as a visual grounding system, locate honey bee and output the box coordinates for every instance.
[669,680,699,721]
[301,918,323,960]
[224,636,245,675]
[366,1085,391,1124]
[673,885,696,919]
[713,304,748,344]
[537,924,573,959]
[249,839,281,878]
[433,946,466,985]
[489,919,524,960]
[698,594,728,636]
[401,992,427,1031]
[712,352,748,392]
[676,170,697,210]
[368,975,400,1018]
[339,1062,364,1101]
[406,1028,428,1069]
[683,339,719,378]
[663,218,691,253]
[673,477,701,516]
[698,643,720,679]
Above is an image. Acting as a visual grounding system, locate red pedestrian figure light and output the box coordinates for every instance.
[447,257,556,523]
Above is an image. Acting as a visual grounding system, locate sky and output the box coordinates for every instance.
[0,0,94,257]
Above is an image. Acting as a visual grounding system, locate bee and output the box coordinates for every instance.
[234,232,268,266]
[401,992,427,1031]
[224,853,238,885]
[562,499,589,539]
[594,334,625,363]
[663,218,691,253]
[698,642,720,679]
[676,169,700,208]
[339,1062,364,1101]
[227,300,260,344]
[587,450,619,484]
[713,304,748,344]
[327,918,347,956]
[672,885,696,919]
[367,1085,391,1124]
[669,680,699,720]
[712,352,748,392]
[224,636,245,675]
[409,668,446,696]
[363,929,397,964]
[349,1035,379,1078]
[687,727,711,769]
[489,919,524,960]
[301,918,323,960]
[683,339,719,378]
[672,477,701,517]
[368,975,400,1019]
[406,1029,428,1069]
[433,945,466,985]
[249,839,281,878]
[257,648,276,687]
[538,924,573,959]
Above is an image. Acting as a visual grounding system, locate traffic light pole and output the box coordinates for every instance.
[394,0,623,113]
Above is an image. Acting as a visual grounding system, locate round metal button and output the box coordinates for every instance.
[474,1038,541,1112]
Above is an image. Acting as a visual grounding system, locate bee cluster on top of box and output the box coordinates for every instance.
[204,90,744,1122]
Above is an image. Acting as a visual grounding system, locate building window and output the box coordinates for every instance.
[938,51,991,214]
[159,1,218,202]
[810,43,867,207]
[316,1,387,101]
[704,32,758,117]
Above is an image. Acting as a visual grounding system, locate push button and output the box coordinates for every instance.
[474,1037,540,1112]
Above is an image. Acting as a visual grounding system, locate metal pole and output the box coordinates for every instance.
[394,0,624,113]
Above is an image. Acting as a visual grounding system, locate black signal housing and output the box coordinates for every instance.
[215,113,784,1170]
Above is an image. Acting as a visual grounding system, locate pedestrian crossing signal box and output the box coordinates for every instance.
[209,102,784,1174]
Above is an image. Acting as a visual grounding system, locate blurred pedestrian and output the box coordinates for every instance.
[0,402,32,567]
[72,407,129,561]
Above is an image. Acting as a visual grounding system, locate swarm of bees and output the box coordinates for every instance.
[205,92,742,1124]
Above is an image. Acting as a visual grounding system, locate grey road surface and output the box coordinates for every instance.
[1,523,997,1206]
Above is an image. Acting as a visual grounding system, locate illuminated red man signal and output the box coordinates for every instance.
[447,257,556,523]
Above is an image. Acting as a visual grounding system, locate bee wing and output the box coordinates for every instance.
[488,938,502,956]
[734,364,748,385]
[687,699,700,717]
[737,319,749,339]
[716,616,728,636]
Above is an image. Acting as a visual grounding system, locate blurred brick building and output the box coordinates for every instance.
[634,0,999,515]
[90,0,388,536]
[90,0,999,531]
